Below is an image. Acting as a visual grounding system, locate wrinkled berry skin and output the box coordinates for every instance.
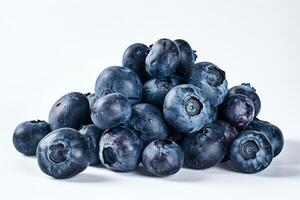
[95,66,142,104]
[215,120,239,161]
[85,93,99,108]
[79,124,103,165]
[13,120,51,155]
[181,123,226,169]
[143,76,181,108]
[122,43,149,83]
[142,140,184,176]
[99,127,143,172]
[145,38,180,78]
[37,128,89,179]
[220,94,255,129]
[230,130,273,174]
[174,39,197,76]
[48,92,90,130]
[185,62,228,107]
[247,118,283,157]
[163,84,212,134]
[91,93,132,130]
[129,103,169,145]
[228,83,261,116]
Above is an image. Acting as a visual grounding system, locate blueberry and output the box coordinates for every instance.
[95,66,142,104]
[163,84,212,134]
[99,127,143,172]
[128,103,169,145]
[143,75,181,108]
[48,92,90,130]
[229,130,273,173]
[208,106,219,123]
[122,43,149,83]
[220,94,255,129]
[228,83,261,116]
[247,118,283,157]
[85,93,99,108]
[13,120,51,156]
[142,139,184,176]
[185,62,228,107]
[79,124,103,165]
[91,93,132,130]
[174,39,197,76]
[215,120,240,161]
[145,38,180,78]
[181,123,226,169]
[36,128,89,179]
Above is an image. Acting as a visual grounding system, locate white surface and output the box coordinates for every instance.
[0,0,299,199]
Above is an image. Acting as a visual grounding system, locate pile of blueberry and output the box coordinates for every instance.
[13,38,284,179]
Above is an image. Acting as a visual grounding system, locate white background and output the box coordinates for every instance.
[0,0,299,199]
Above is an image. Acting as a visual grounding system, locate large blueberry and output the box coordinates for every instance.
[215,120,240,161]
[174,39,197,76]
[48,92,90,130]
[91,93,132,130]
[185,62,228,107]
[99,127,143,172]
[36,128,89,179]
[143,76,181,108]
[85,93,99,108]
[95,66,142,104]
[122,43,149,83]
[13,120,51,156]
[228,83,261,116]
[220,94,255,129]
[79,124,103,165]
[142,139,184,176]
[163,84,212,134]
[229,130,273,173]
[128,103,169,145]
[145,38,180,78]
[181,123,227,169]
[247,118,283,157]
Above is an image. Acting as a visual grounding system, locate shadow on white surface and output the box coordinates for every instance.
[64,173,112,183]
[258,166,300,178]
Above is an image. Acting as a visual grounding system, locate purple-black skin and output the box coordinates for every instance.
[247,118,283,157]
[13,120,51,156]
[163,84,212,134]
[229,130,273,174]
[185,62,228,107]
[220,94,255,129]
[122,43,149,83]
[99,127,143,172]
[143,75,181,108]
[91,93,132,130]
[142,139,184,177]
[48,92,90,131]
[228,83,261,116]
[85,93,99,109]
[37,128,89,179]
[145,38,180,78]
[174,39,197,76]
[215,120,240,161]
[181,123,227,169]
[95,66,143,104]
[79,124,103,165]
[128,103,169,145]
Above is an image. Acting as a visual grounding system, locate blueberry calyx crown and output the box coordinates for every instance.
[102,147,117,166]
[185,97,203,116]
[48,143,68,164]
[207,66,225,87]
[155,78,172,89]
[240,140,259,160]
